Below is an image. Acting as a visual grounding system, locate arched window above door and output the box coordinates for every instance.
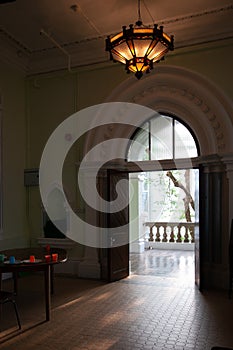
[127,113,199,161]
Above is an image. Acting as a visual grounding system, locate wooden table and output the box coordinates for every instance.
[0,247,67,321]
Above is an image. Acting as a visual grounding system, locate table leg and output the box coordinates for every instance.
[44,265,51,321]
[13,271,18,295]
[50,265,54,295]
[0,271,2,329]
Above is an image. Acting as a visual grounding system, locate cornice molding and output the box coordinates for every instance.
[221,153,233,173]
[0,33,29,71]
[0,4,232,75]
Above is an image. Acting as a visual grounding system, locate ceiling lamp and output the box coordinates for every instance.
[105,0,174,80]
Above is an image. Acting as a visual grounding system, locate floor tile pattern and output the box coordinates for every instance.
[0,249,232,350]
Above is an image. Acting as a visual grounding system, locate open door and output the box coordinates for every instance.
[228,219,233,298]
[195,167,203,290]
[107,170,129,282]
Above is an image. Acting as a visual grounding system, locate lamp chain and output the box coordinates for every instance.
[142,0,155,24]
[137,0,142,25]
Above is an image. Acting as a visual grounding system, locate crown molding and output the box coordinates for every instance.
[0,31,29,72]
[0,4,232,75]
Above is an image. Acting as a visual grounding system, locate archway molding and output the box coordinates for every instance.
[103,65,233,157]
[81,65,233,288]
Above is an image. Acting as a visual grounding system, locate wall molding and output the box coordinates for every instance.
[0,5,232,75]
[105,65,233,156]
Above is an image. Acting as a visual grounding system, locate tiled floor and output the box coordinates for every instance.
[0,249,233,350]
[130,249,195,282]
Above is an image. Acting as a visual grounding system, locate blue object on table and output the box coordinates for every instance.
[9,256,15,264]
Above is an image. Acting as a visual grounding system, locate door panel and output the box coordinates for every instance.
[107,170,129,282]
[195,167,202,290]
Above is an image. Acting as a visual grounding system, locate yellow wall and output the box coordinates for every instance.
[168,38,233,99]
[0,37,232,253]
[0,60,28,249]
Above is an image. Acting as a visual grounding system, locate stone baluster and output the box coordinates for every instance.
[155,224,161,242]
[169,225,175,242]
[184,225,189,243]
[190,226,195,243]
[176,225,182,243]
[162,225,167,242]
[148,225,154,242]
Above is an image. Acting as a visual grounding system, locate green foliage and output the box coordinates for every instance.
[143,169,195,222]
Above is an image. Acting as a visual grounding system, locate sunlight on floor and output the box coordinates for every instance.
[130,248,195,286]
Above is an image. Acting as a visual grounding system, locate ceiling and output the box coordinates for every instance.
[0,0,232,75]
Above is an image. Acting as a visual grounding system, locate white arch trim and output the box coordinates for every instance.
[104,65,233,156]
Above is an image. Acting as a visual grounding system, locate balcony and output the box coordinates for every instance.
[143,221,195,251]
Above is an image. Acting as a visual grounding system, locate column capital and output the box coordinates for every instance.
[199,154,224,173]
[221,153,233,174]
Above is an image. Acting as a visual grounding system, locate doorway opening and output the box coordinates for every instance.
[127,112,199,286]
[129,169,198,286]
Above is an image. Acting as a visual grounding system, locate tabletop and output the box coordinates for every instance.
[0,247,67,269]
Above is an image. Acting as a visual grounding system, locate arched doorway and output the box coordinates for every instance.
[127,112,199,286]
[82,65,233,289]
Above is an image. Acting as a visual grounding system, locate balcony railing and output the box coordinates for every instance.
[144,222,195,244]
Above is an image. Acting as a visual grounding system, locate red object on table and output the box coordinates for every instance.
[29,255,35,262]
[52,253,58,262]
[45,255,51,262]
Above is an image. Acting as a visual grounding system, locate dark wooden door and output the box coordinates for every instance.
[228,219,233,297]
[107,170,129,282]
[195,167,202,290]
